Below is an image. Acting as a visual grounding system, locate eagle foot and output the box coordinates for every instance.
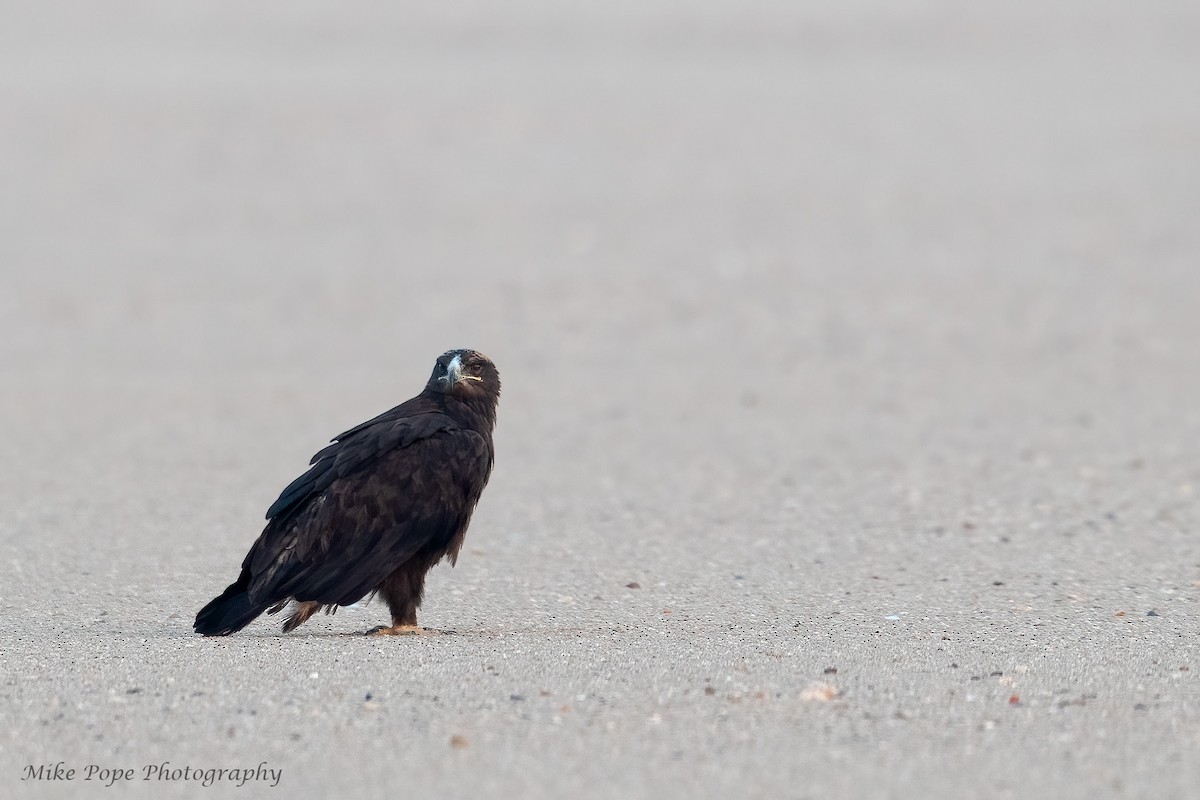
[363,624,445,636]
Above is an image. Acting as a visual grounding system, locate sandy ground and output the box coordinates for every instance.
[2,2,1199,798]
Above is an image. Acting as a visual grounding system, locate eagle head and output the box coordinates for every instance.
[429,349,500,399]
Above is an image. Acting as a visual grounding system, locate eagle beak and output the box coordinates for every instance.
[439,355,463,386]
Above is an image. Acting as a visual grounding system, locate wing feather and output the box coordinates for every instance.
[264,410,452,522]
[246,428,492,608]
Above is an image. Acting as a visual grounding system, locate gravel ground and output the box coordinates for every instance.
[2,2,1198,798]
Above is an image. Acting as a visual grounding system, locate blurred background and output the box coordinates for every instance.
[1,2,1198,796]
[2,0,1197,572]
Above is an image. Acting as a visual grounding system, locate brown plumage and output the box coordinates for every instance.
[194,349,500,636]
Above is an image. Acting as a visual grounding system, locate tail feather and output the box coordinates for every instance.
[194,578,270,636]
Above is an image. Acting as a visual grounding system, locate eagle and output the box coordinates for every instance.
[194,349,500,636]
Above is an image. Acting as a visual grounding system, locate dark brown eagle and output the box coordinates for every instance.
[194,349,500,636]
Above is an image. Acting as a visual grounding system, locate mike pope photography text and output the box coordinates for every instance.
[21,760,282,788]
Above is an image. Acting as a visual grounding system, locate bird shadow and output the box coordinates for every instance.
[225,623,635,640]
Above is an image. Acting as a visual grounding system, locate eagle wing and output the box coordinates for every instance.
[264,402,446,523]
[244,420,493,608]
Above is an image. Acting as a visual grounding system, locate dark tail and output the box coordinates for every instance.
[194,576,269,636]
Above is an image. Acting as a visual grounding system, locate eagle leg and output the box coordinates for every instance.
[372,558,437,632]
